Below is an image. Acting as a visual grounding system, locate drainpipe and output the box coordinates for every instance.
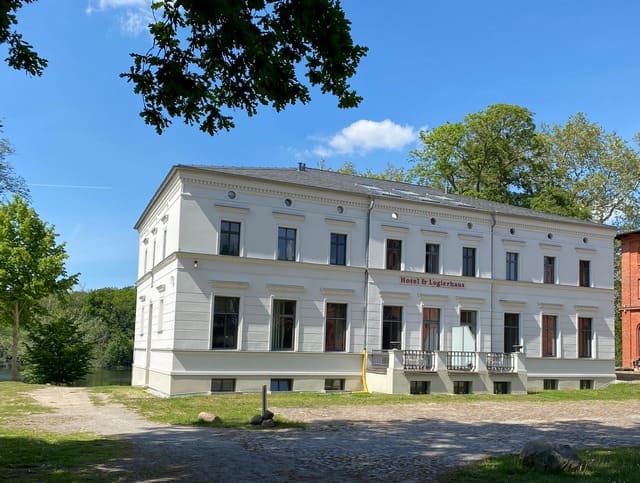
[361,196,375,392]
[490,211,496,353]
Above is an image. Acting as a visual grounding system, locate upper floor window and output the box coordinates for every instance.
[162,228,167,259]
[425,243,440,274]
[330,233,347,266]
[578,317,592,358]
[325,303,347,351]
[543,256,555,284]
[277,227,297,261]
[272,299,296,350]
[212,296,239,349]
[462,247,476,277]
[220,220,241,256]
[542,314,557,357]
[506,252,518,281]
[579,260,591,287]
[386,239,402,270]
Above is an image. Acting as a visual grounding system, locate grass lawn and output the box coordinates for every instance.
[0,382,132,482]
[93,382,640,429]
[440,447,640,482]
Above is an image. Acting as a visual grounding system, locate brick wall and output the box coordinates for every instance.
[619,232,640,368]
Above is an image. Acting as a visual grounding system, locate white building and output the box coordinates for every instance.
[133,164,616,396]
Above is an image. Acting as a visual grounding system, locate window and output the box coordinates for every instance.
[462,247,476,277]
[578,317,592,358]
[330,233,347,266]
[580,379,593,390]
[544,256,555,284]
[493,382,510,394]
[277,227,297,261]
[425,243,440,274]
[460,310,477,331]
[579,260,591,287]
[386,239,402,270]
[422,307,440,351]
[211,378,235,392]
[325,378,345,391]
[543,379,558,390]
[272,300,296,350]
[146,302,152,337]
[143,248,148,272]
[139,305,145,336]
[157,299,164,333]
[212,296,239,349]
[410,381,430,394]
[382,306,402,350]
[506,252,518,281]
[542,315,557,357]
[504,313,520,353]
[325,303,347,351]
[220,220,241,256]
[162,228,167,259]
[270,379,292,391]
[453,381,471,394]
[152,240,156,267]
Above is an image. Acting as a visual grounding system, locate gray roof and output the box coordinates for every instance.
[179,164,610,229]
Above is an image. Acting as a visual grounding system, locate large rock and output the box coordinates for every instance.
[250,414,263,425]
[520,439,581,472]
[198,412,221,423]
[261,418,276,429]
[263,409,275,420]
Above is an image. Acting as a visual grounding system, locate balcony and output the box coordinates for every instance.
[367,350,518,374]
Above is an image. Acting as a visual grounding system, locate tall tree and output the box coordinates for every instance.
[0,131,29,200]
[538,113,640,224]
[0,196,77,380]
[409,104,545,206]
[3,1,367,136]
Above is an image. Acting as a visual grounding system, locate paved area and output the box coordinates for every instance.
[9,386,640,481]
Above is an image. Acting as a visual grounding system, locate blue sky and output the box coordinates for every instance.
[1,0,640,289]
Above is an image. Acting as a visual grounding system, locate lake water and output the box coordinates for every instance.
[0,366,132,386]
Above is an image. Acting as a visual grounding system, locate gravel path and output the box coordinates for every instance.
[8,386,640,482]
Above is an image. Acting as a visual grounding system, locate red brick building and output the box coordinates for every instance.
[617,230,640,369]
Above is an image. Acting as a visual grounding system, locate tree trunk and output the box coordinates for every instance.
[11,302,19,381]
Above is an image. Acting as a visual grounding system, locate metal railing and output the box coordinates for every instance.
[446,351,476,371]
[402,350,436,371]
[367,350,389,373]
[486,352,515,373]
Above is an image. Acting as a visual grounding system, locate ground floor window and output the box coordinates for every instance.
[324,378,345,391]
[325,303,347,351]
[422,307,440,351]
[211,378,235,392]
[272,300,296,350]
[453,381,471,394]
[580,379,594,390]
[493,381,510,394]
[410,380,430,394]
[212,296,239,349]
[543,379,558,390]
[382,305,402,350]
[503,313,519,353]
[270,378,293,392]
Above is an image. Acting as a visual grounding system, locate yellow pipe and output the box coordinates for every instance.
[361,348,369,393]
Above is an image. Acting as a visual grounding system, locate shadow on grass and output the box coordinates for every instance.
[0,431,134,482]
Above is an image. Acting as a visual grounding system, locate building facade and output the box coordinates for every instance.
[617,230,640,369]
[133,165,616,396]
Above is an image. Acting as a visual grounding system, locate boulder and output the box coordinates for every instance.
[250,414,263,425]
[261,418,276,429]
[263,409,275,420]
[198,412,220,423]
[520,439,581,472]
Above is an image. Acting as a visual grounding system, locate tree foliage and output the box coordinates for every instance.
[0,131,29,200]
[80,287,136,368]
[409,104,546,206]
[410,105,640,225]
[0,0,47,76]
[3,1,367,136]
[0,196,78,380]
[23,314,92,384]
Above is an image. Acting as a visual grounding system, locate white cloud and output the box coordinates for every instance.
[86,0,153,36]
[314,119,418,157]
